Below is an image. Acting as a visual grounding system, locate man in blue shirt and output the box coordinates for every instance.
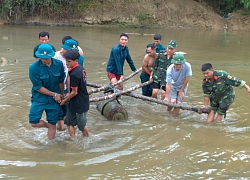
[106,33,137,90]
[29,44,65,140]
[146,34,166,54]
[152,34,166,54]
[164,53,192,114]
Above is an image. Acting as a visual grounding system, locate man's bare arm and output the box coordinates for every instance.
[142,54,151,75]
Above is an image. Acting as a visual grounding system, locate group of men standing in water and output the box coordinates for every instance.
[137,35,192,115]
[106,33,250,122]
[28,31,250,140]
[29,31,89,140]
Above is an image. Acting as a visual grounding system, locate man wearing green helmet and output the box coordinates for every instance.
[164,53,192,114]
[201,63,250,123]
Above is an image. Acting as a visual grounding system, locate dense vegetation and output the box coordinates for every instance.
[0,0,250,22]
[0,0,92,21]
[204,0,250,15]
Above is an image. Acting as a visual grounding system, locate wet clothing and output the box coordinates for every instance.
[140,72,152,97]
[166,62,192,89]
[29,101,60,125]
[28,58,65,125]
[152,82,166,91]
[29,58,65,103]
[54,51,80,120]
[106,44,136,75]
[166,62,192,101]
[65,64,89,129]
[107,72,122,81]
[151,54,173,88]
[33,44,56,58]
[68,64,89,114]
[202,70,246,115]
[169,87,188,103]
[65,111,87,131]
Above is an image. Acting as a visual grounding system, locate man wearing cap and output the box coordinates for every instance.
[33,31,56,59]
[106,33,137,90]
[164,53,192,114]
[29,44,65,140]
[150,40,177,100]
[61,36,84,56]
[53,39,84,130]
[140,43,157,97]
[60,39,84,67]
[201,63,250,123]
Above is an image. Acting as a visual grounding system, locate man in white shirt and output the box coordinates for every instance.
[164,53,192,114]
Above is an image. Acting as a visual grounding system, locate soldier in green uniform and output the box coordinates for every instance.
[150,40,177,100]
[201,63,250,123]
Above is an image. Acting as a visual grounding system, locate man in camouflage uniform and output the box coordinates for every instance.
[150,40,177,100]
[201,63,250,123]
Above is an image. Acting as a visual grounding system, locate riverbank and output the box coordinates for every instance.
[1,0,250,31]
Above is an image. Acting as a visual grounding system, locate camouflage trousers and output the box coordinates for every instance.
[209,92,235,115]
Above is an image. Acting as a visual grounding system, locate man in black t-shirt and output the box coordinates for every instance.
[60,49,89,138]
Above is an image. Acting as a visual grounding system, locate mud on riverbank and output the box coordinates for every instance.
[1,0,250,31]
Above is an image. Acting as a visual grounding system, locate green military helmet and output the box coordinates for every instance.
[171,53,186,64]
[167,40,177,49]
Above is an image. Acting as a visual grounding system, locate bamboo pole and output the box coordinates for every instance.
[124,92,209,114]
[87,67,142,95]
[87,82,103,88]
[89,79,153,102]
[87,80,209,114]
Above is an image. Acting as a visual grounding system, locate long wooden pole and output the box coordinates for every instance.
[87,67,142,95]
[124,92,209,114]
[89,79,153,102]
[87,80,209,114]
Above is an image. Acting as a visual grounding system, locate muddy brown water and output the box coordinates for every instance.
[0,25,250,179]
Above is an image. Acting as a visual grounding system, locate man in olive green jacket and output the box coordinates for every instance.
[201,63,250,123]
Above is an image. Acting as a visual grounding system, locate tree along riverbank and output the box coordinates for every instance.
[1,0,250,31]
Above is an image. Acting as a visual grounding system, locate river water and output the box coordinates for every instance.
[0,25,250,179]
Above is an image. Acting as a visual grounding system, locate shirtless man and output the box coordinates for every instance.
[140,43,158,97]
